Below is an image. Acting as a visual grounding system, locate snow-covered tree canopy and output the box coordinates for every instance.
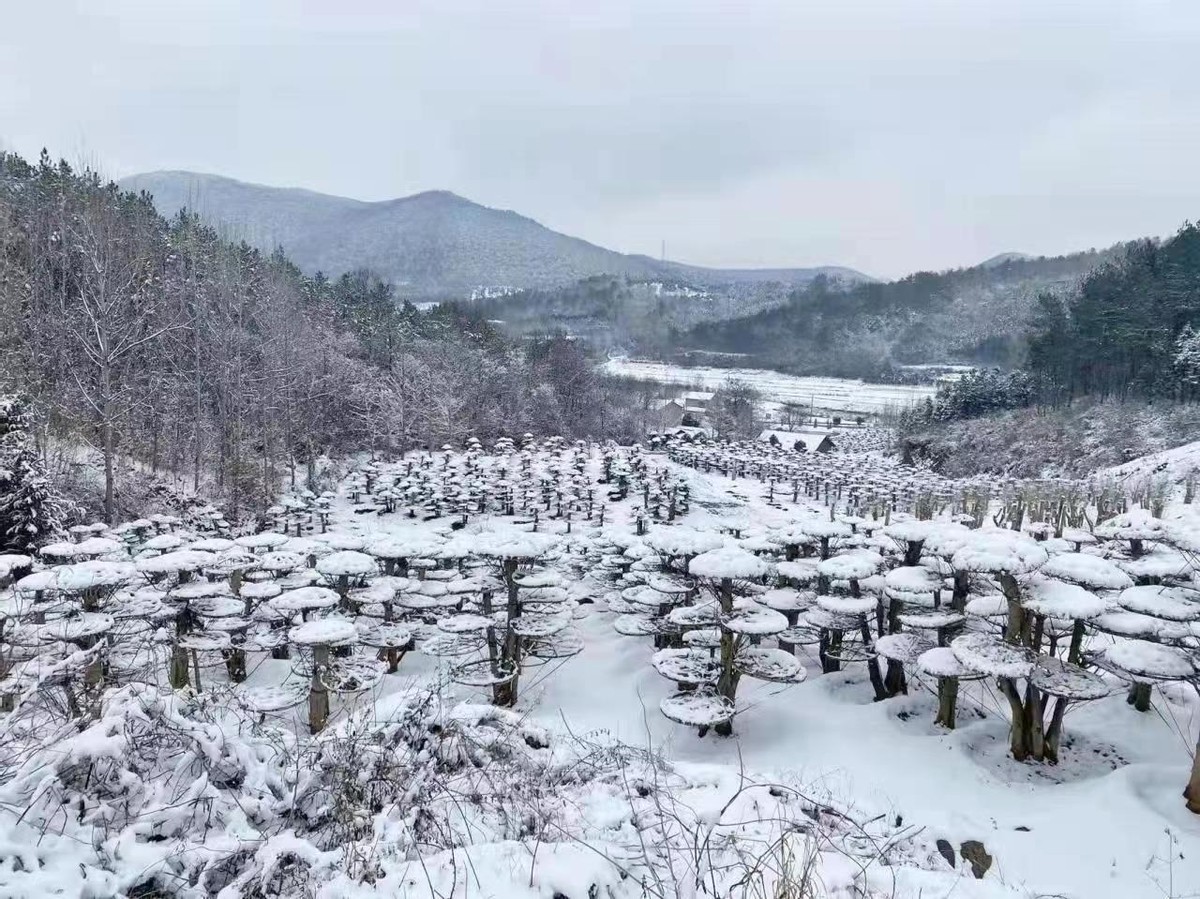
[3,433,1200,897]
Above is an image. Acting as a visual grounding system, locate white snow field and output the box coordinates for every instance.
[1108,438,1200,487]
[1,436,1198,898]
[603,357,939,415]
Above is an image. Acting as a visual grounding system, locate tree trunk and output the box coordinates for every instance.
[308,644,330,733]
[882,597,906,695]
[820,629,842,674]
[491,560,521,707]
[999,676,1060,762]
[950,570,969,612]
[935,676,959,728]
[884,659,907,696]
[1067,619,1086,666]
[714,635,739,737]
[862,619,887,701]
[1031,614,1045,654]
[101,362,116,523]
[999,676,1030,761]
[224,648,246,683]
[714,577,738,736]
[1044,697,1067,764]
[169,616,190,689]
[778,610,798,655]
[1185,734,1200,814]
[1026,682,1045,760]
[1000,573,1028,645]
[1127,681,1152,712]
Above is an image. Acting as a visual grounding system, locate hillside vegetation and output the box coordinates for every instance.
[1028,223,1200,400]
[456,275,799,354]
[0,152,648,525]
[901,397,1200,478]
[684,249,1117,377]
[896,226,1200,475]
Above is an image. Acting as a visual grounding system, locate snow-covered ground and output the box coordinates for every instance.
[604,358,939,415]
[3,440,1198,898]
[530,484,1200,898]
[1108,438,1200,487]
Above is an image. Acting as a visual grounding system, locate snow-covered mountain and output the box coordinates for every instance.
[978,251,1034,268]
[120,171,868,296]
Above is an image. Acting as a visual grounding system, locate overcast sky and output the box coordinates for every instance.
[3,0,1199,278]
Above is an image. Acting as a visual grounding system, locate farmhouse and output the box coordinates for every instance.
[649,398,685,431]
[682,390,715,416]
[759,428,837,453]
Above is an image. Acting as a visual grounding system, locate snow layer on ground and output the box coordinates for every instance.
[602,358,937,414]
[4,443,1200,899]
[1107,438,1200,485]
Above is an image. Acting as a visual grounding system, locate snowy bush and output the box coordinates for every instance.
[0,679,946,898]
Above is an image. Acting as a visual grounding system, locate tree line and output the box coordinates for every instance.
[455,275,791,356]
[1026,223,1200,403]
[0,151,645,527]
[684,250,1114,379]
[896,224,1200,432]
[898,369,1038,429]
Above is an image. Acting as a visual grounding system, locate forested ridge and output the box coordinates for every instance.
[1027,223,1200,401]
[685,223,1200,410]
[907,223,1200,430]
[455,275,793,354]
[0,151,639,525]
[685,248,1115,377]
[898,224,1200,469]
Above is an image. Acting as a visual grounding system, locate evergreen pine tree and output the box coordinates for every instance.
[0,396,69,553]
[1175,324,1200,385]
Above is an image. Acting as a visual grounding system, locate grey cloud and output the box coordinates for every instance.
[3,0,1200,278]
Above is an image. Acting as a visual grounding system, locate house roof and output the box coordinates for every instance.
[683,391,715,401]
[759,429,838,448]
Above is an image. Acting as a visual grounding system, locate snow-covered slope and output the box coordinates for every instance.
[1107,438,1200,485]
[4,440,1198,897]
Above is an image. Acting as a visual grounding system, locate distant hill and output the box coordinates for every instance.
[120,171,868,296]
[979,252,1033,268]
[461,276,803,356]
[683,248,1124,379]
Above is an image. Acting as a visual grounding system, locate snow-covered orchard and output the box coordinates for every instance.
[1,432,1198,898]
